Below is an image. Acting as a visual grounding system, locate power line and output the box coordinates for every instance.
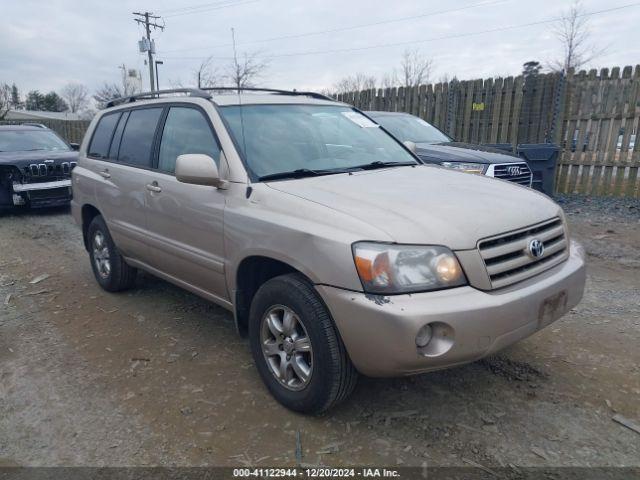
[159,0,507,54]
[163,0,259,18]
[157,0,247,15]
[162,2,640,61]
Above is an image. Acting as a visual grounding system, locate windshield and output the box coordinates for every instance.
[0,130,70,152]
[219,105,418,179]
[371,114,451,144]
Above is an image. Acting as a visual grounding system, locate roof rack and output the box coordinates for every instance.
[104,86,337,109]
[200,87,336,102]
[105,88,212,108]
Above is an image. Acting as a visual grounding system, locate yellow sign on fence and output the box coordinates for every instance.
[472,102,485,111]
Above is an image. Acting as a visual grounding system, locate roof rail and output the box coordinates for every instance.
[200,87,336,102]
[20,122,48,129]
[105,88,211,108]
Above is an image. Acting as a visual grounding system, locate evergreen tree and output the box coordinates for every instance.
[10,84,22,109]
[42,92,68,112]
[26,90,68,112]
[25,90,45,110]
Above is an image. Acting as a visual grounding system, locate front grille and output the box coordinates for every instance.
[24,162,74,181]
[492,162,532,186]
[478,217,569,289]
[28,187,70,200]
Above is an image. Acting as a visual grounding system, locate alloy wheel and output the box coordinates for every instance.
[92,230,111,279]
[260,305,313,391]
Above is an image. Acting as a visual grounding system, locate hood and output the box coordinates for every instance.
[266,165,560,250]
[416,142,521,165]
[0,150,78,170]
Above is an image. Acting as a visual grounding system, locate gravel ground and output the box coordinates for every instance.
[0,196,639,470]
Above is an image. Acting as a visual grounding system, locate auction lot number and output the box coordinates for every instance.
[233,468,400,478]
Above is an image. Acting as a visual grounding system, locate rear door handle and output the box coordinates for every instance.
[146,182,162,193]
[99,169,111,179]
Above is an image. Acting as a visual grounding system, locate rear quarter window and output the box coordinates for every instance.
[88,112,121,159]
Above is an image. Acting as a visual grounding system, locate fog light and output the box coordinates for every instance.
[415,324,433,347]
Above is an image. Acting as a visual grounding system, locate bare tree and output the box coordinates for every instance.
[93,67,142,110]
[226,52,269,90]
[550,0,604,72]
[194,56,221,88]
[60,83,88,113]
[376,49,433,89]
[333,73,377,94]
[400,48,433,88]
[93,83,126,110]
[438,73,458,84]
[0,83,11,119]
[379,71,399,90]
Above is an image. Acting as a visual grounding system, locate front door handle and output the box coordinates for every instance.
[99,169,111,179]
[146,182,162,193]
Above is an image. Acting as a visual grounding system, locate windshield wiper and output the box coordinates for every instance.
[259,168,351,181]
[259,161,416,181]
[349,160,417,170]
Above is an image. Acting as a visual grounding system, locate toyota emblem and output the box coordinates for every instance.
[528,238,545,258]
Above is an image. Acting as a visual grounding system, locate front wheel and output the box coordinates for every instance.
[249,273,358,413]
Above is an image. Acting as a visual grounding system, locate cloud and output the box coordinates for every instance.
[0,0,638,96]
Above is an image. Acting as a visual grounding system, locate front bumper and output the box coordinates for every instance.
[317,240,586,377]
[11,179,72,207]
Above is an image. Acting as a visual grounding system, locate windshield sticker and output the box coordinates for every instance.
[341,111,379,128]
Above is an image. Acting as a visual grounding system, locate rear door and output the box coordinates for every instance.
[144,104,228,301]
[92,106,163,265]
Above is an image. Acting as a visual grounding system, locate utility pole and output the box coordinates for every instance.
[133,11,164,92]
[155,60,163,92]
[118,63,127,94]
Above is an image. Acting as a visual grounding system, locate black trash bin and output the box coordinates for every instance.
[516,144,560,196]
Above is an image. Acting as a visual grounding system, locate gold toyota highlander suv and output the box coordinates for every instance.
[72,88,586,413]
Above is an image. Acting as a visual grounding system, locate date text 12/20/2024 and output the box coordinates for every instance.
[233,468,401,478]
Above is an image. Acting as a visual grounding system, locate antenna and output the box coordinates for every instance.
[231,27,251,187]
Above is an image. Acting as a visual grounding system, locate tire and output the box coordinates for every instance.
[249,273,358,414]
[87,215,137,292]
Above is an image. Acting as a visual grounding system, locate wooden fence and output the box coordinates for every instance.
[336,65,640,198]
[0,119,91,144]
[556,66,640,197]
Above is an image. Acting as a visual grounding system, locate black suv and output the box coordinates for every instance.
[0,124,78,208]
[367,111,533,187]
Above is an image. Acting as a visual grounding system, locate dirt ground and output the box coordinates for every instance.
[1,196,639,469]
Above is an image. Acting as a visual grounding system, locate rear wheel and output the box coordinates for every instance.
[249,273,358,413]
[87,215,137,292]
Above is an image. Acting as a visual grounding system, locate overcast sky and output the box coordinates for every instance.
[1,0,639,98]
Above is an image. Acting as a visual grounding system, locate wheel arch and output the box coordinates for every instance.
[233,255,313,337]
[81,204,102,251]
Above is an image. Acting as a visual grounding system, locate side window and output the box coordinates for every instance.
[108,111,129,160]
[88,113,120,159]
[158,107,221,174]
[117,108,163,167]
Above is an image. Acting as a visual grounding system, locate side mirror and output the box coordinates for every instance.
[403,140,417,154]
[69,143,80,151]
[175,154,227,188]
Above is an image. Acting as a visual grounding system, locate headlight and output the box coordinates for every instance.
[352,242,467,294]
[440,161,486,174]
